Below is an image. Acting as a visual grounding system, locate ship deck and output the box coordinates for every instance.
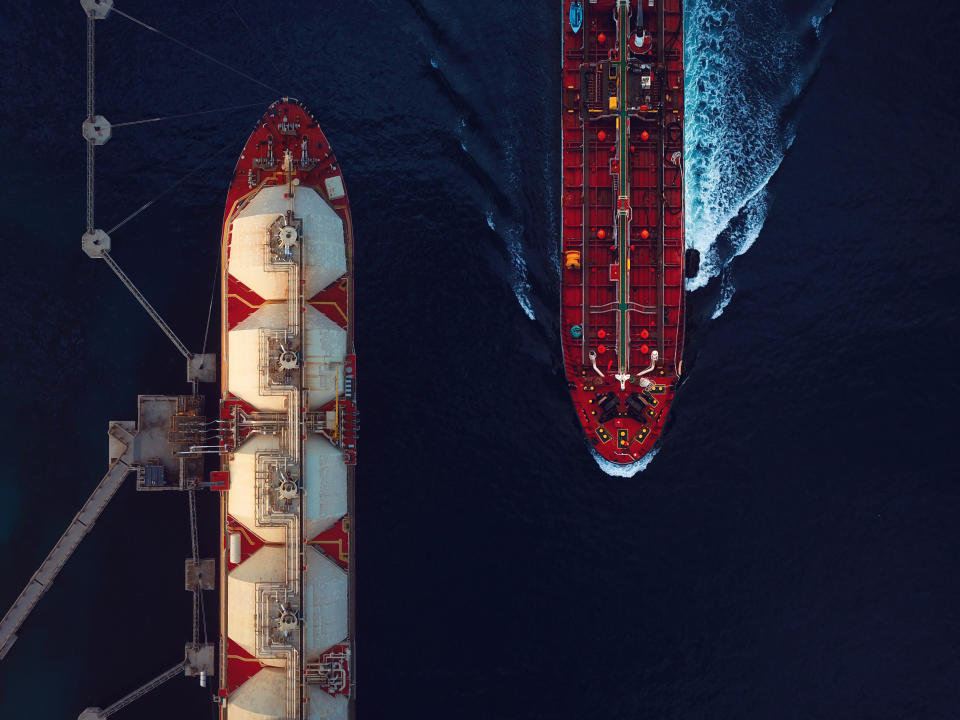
[561,0,686,464]
[217,99,356,720]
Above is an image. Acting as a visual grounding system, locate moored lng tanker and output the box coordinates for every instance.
[561,0,694,464]
[217,99,357,718]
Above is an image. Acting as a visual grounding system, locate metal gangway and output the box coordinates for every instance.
[0,395,218,718]
[0,422,137,660]
[78,661,186,720]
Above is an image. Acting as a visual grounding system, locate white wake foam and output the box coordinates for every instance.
[590,1,837,475]
[591,447,660,476]
[684,0,820,305]
[711,272,735,319]
[486,209,535,320]
[811,6,833,37]
[429,32,534,320]
[508,225,535,320]
[502,138,535,320]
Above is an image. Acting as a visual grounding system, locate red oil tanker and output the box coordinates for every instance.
[561,0,696,464]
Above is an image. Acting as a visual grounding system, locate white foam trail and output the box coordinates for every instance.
[515,281,536,320]
[507,224,536,320]
[732,180,772,261]
[425,19,534,319]
[485,208,535,320]
[811,6,833,37]
[592,447,660,477]
[502,137,535,319]
[684,0,811,298]
[711,275,735,319]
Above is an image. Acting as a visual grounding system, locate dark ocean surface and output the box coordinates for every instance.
[1,1,959,718]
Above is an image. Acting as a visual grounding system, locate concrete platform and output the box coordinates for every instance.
[134,396,181,489]
[185,558,216,591]
[184,643,215,677]
[81,229,110,258]
[0,422,136,664]
[80,0,113,20]
[81,115,111,145]
[187,353,217,383]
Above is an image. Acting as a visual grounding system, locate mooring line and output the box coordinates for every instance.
[113,101,270,128]
[230,4,290,92]
[112,6,281,95]
[107,131,245,235]
[201,236,222,357]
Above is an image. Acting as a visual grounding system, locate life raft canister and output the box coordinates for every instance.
[569,2,583,33]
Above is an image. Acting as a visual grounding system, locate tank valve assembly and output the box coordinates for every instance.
[278,345,300,370]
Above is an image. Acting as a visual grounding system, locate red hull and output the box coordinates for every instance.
[561,0,686,464]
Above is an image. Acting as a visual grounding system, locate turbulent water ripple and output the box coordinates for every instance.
[684,0,834,315]
[591,447,660,477]
[595,0,833,473]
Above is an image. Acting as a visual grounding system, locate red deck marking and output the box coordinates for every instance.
[225,637,266,695]
[225,515,270,569]
[308,516,350,569]
[221,394,258,418]
[226,275,266,329]
[307,276,349,328]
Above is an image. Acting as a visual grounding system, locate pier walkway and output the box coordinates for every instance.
[0,422,137,660]
[78,661,186,720]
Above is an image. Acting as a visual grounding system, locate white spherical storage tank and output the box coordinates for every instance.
[228,434,285,543]
[303,305,347,411]
[226,285,346,414]
[227,303,290,412]
[306,684,349,720]
[228,185,346,301]
[226,666,287,720]
[303,548,348,660]
[303,436,348,539]
[227,546,286,667]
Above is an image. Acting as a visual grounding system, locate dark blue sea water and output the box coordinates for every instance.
[1,1,959,718]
